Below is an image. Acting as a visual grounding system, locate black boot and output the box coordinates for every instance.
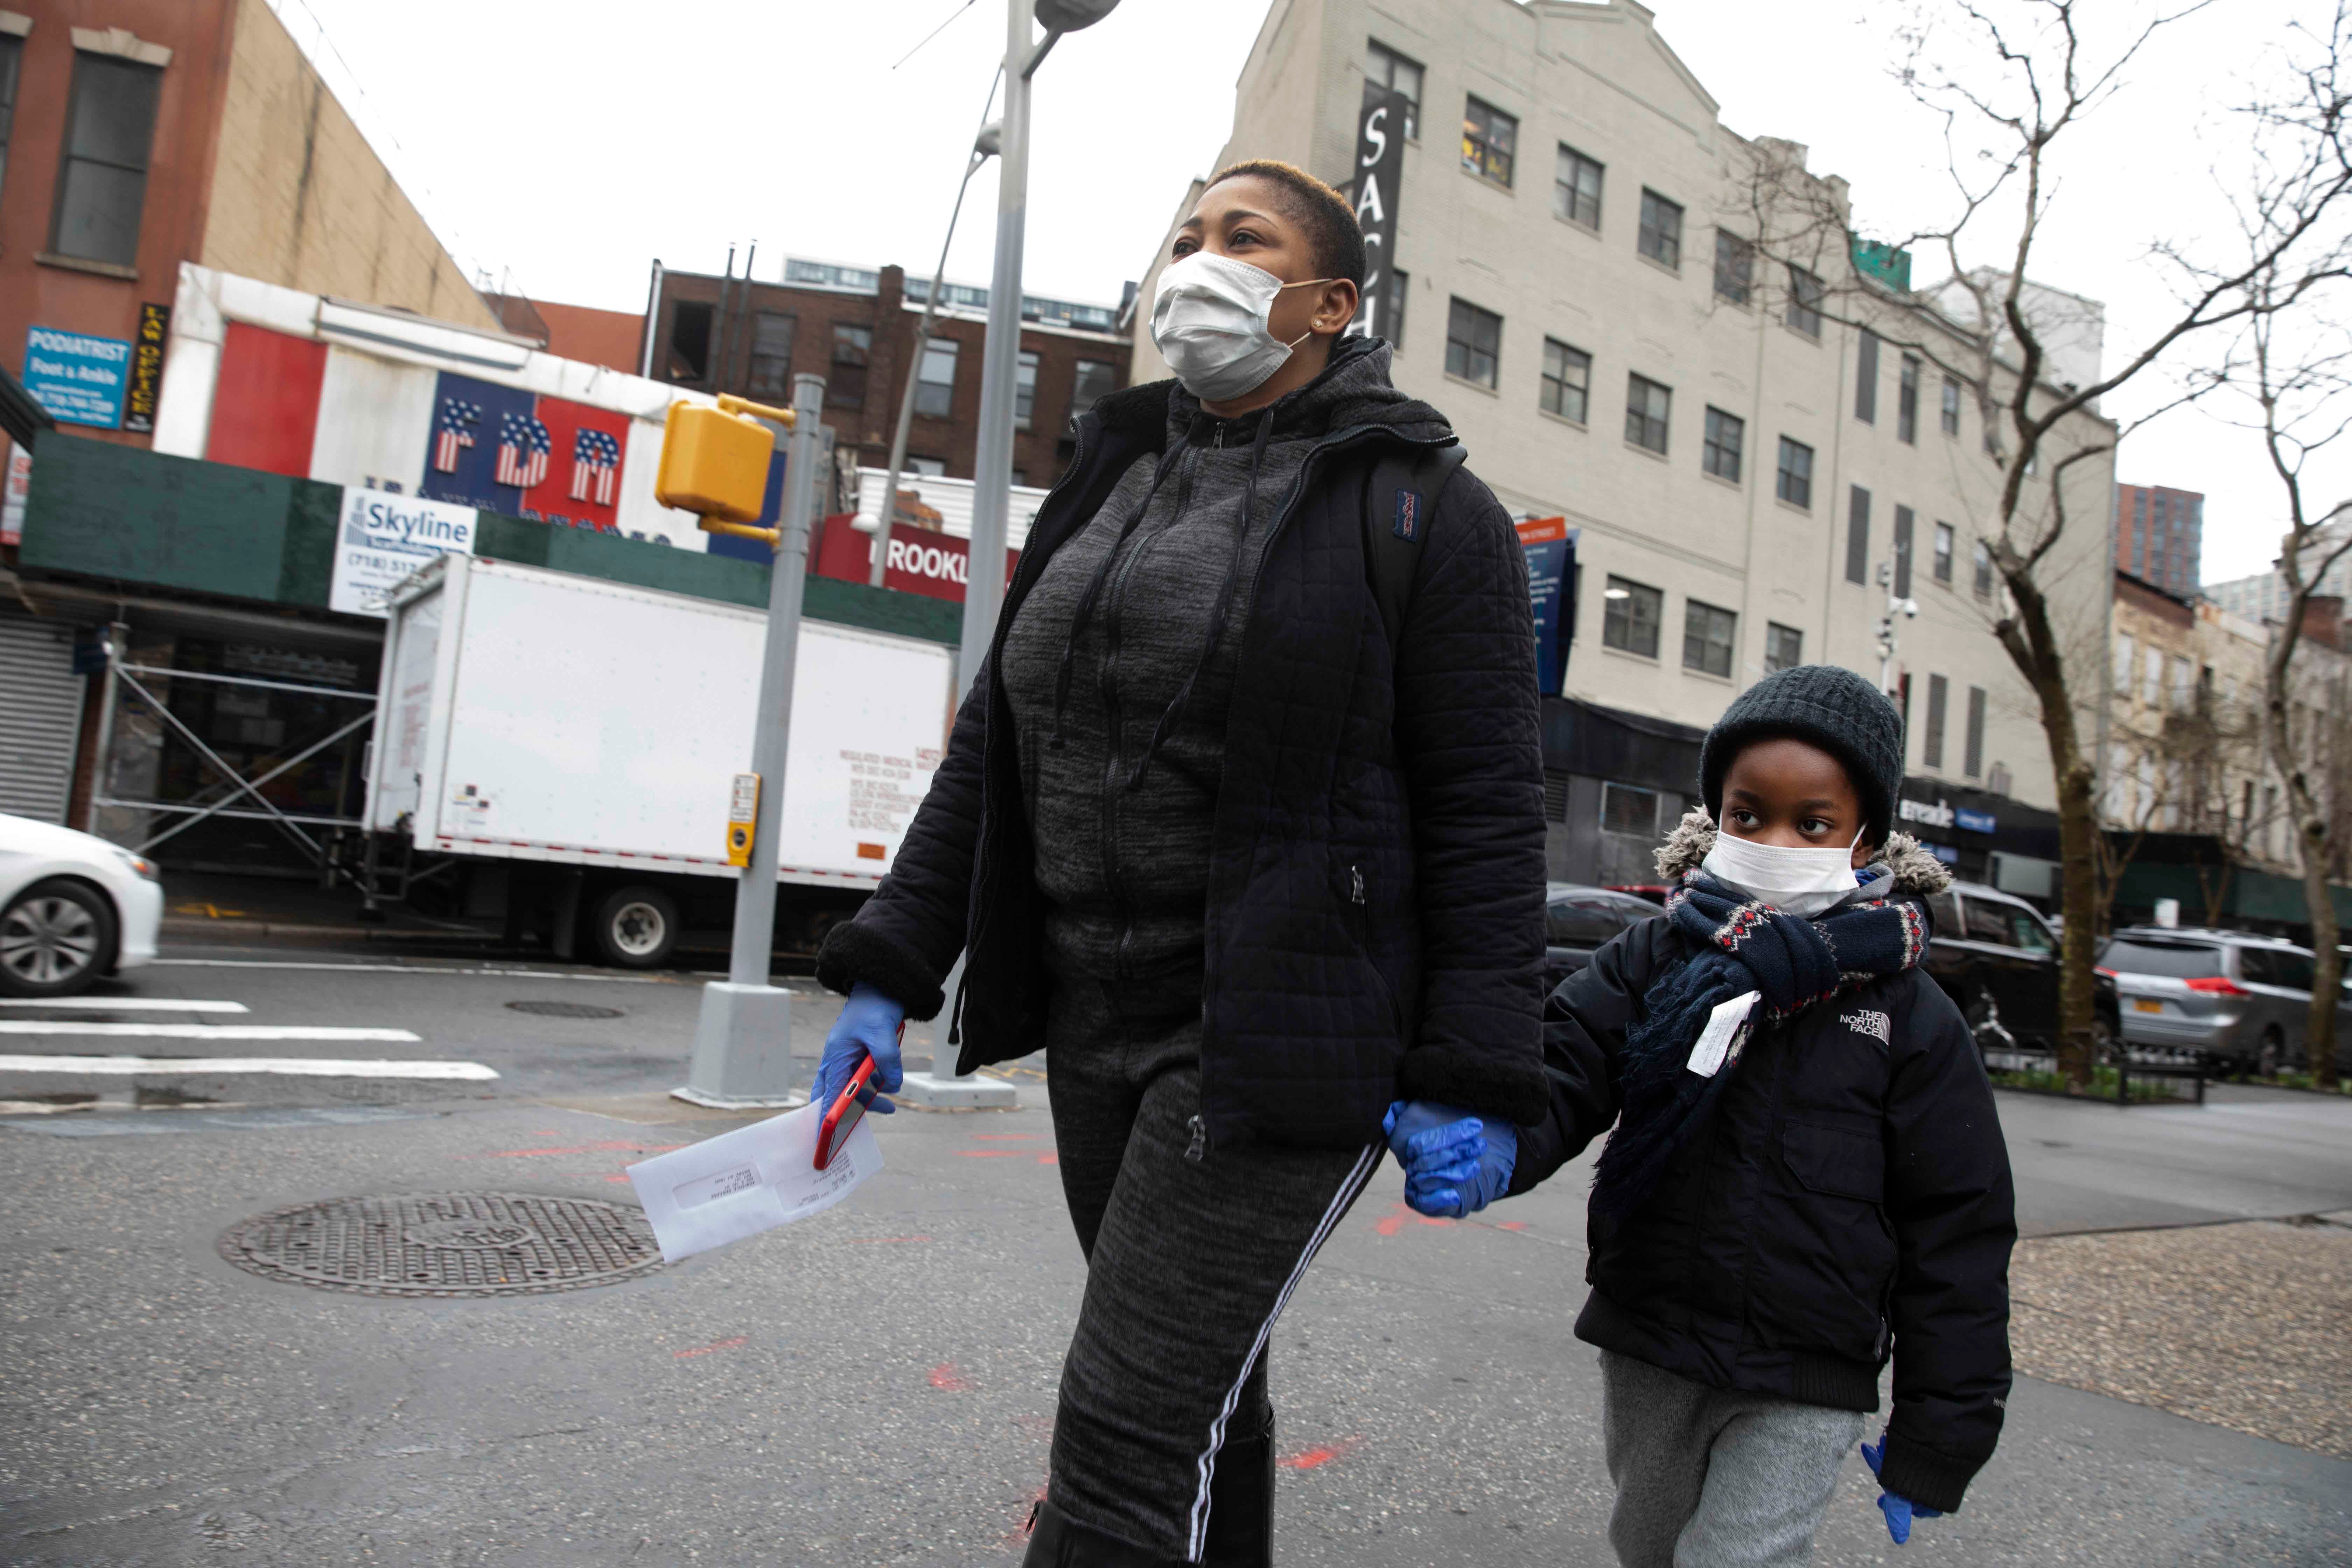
[1199,1414,1276,1568]
[1022,1498,1181,1568]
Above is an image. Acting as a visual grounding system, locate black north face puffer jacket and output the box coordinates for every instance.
[816,346,1548,1150]
[1514,818,2015,1514]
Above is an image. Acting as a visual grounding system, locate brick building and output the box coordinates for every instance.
[2113,482,2205,599]
[644,257,1130,488]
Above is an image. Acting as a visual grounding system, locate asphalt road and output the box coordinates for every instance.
[1,938,2349,1564]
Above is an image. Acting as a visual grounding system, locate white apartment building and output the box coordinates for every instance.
[2207,506,2352,626]
[1131,0,2118,889]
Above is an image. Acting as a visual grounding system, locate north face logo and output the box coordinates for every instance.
[1842,1009,1891,1046]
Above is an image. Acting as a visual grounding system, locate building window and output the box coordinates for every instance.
[828,324,871,407]
[1776,436,1813,508]
[1713,231,1754,304]
[1925,673,1949,768]
[1637,189,1683,269]
[1683,600,1736,678]
[907,456,947,477]
[1602,576,1662,658]
[1446,297,1502,387]
[915,336,959,418]
[1069,358,1115,421]
[1702,407,1744,482]
[1893,505,1915,597]
[1625,373,1671,454]
[1765,622,1804,673]
[1941,373,1962,436]
[1554,144,1603,228]
[1540,338,1590,422]
[0,33,21,204]
[1015,350,1039,429]
[1898,354,1921,444]
[1963,686,1987,778]
[1601,780,1660,835]
[1855,330,1879,422]
[1932,521,1954,583]
[1973,539,1995,599]
[51,51,163,266]
[1365,39,1422,139]
[1462,96,1516,186]
[1386,268,1409,348]
[746,312,797,397]
[665,300,714,383]
[1786,265,1824,336]
[1846,484,1871,585]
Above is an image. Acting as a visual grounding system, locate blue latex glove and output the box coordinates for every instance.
[1860,1433,1944,1545]
[813,983,905,1116]
[1382,1100,1516,1218]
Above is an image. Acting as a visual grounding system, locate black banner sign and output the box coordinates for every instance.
[124,302,170,434]
[1346,89,1408,341]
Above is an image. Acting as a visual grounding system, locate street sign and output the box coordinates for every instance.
[1517,516,1575,696]
[22,326,132,429]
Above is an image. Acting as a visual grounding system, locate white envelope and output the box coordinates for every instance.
[624,1101,882,1264]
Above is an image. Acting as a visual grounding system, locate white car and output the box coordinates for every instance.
[0,812,164,997]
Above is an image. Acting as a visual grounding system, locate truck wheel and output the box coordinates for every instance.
[593,886,679,969]
[0,878,118,998]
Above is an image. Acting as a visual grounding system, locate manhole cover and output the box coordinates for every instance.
[505,1000,626,1020]
[218,1193,661,1298]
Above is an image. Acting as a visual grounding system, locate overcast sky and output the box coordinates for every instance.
[289,0,2344,586]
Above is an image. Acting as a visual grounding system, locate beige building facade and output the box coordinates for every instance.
[1132,0,2118,882]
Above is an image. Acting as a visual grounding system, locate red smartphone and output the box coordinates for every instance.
[815,1055,878,1172]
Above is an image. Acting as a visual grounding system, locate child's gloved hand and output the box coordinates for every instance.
[1860,1433,1945,1545]
[814,984,905,1115]
[1382,1101,1516,1218]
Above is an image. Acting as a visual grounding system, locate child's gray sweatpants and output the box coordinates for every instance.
[1600,1349,1865,1568]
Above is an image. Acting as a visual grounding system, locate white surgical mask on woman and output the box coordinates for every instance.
[1700,825,1867,918]
[1150,251,1333,402]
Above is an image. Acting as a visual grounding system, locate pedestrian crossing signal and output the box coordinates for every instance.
[726,772,760,868]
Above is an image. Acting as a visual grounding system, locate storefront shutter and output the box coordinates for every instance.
[0,613,86,821]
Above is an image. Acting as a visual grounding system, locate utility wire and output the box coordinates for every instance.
[893,0,978,69]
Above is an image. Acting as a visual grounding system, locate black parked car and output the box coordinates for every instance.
[1545,882,1668,993]
[1922,882,2119,1054]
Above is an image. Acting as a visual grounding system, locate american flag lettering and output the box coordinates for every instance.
[569,428,622,506]
[496,413,553,489]
[433,399,480,473]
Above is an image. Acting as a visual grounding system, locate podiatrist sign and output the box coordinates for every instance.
[332,490,478,617]
[22,327,132,429]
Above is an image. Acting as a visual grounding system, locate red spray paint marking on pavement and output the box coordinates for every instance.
[464,1139,685,1160]
[957,1150,1031,1158]
[1496,1220,1528,1231]
[1372,1202,1457,1237]
[604,1174,632,1182]
[929,1363,972,1391]
[674,1336,748,1359]
[1037,1153,1059,1166]
[1278,1436,1362,1470]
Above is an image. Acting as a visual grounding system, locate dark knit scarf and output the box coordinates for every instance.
[1590,867,1931,1219]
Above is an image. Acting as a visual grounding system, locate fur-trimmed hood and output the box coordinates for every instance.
[1654,807,1953,895]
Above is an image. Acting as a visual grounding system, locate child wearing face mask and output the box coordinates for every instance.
[1398,665,2014,1565]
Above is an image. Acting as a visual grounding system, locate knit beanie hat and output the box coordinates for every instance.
[1698,664,1906,847]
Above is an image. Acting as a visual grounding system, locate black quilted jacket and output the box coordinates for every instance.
[815,350,1548,1150]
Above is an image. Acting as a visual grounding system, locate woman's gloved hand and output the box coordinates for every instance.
[1859,1433,1944,1545]
[1382,1101,1516,1218]
[813,984,905,1115]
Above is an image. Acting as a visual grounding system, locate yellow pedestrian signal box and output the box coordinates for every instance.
[656,401,777,524]
[726,772,760,868]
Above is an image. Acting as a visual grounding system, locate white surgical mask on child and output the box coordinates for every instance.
[1701,824,1866,918]
[1149,251,1332,402]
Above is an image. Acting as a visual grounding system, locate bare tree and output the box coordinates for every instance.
[1727,0,2352,1086]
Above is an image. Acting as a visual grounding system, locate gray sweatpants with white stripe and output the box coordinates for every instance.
[1044,977,1380,1561]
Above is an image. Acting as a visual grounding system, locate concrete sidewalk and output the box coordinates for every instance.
[1,1086,2346,1565]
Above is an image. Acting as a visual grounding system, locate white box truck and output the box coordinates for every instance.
[363,553,954,967]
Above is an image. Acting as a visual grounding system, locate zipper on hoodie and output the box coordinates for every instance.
[1185,1114,1209,1162]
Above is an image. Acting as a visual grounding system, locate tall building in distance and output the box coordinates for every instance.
[2205,503,2352,625]
[2113,482,2204,597]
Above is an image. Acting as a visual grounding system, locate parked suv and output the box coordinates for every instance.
[1545,882,1665,993]
[1923,882,2119,1054]
[2099,927,2352,1073]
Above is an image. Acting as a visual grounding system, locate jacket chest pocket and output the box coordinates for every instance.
[1781,1118,1885,1204]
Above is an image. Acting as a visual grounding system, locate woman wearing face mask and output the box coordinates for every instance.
[809,160,1547,1565]
[1427,665,2015,1566]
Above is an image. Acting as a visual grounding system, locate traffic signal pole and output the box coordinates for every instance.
[677,372,828,1108]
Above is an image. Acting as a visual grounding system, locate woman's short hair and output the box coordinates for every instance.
[1203,159,1367,289]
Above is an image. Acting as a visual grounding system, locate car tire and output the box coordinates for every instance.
[593,886,679,970]
[0,878,119,998]
[2257,1026,2285,1079]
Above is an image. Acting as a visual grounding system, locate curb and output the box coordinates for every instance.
[159,917,498,943]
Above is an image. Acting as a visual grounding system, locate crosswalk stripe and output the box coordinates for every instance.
[0,1055,497,1080]
[0,998,249,1013]
[0,1022,421,1042]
